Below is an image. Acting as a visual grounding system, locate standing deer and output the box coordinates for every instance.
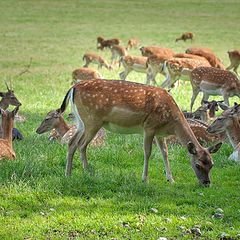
[97,36,120,50]
[189,67,240,111]
[176,32,194,42]
[226,50,240,77]
[119,55,148,80]
[207,103,240,161]
[83,53,112,70]
[126,38,140,50]
[0,106,19,160]
[36,109,105,146]
[140,46,174,58]
[110,45,128,67]
[60,79,222,186]
[72,67,103,84]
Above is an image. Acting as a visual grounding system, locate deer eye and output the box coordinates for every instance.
[195,163,201,169]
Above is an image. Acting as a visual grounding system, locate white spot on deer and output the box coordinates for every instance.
[101,94,104,98]
[114,89,118,93]
[126,90,128,93]
[113,100,116,104]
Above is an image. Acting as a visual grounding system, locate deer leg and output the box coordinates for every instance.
[201,93,209,104]
[190,88,200,112]
[142,130,155,182]
[226,63,234,71]
[119,68,131,80]
[233,64,239,77]
[223,93,230,106]
[83,61,89,68]
[155,137,174,183]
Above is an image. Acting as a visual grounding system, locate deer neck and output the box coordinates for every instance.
[0,99,9,110]
[225,119,240,148]
[55,118,70,137]
[2,119,13,147]
[174,114,202,150]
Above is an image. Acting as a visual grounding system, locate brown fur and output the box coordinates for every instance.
[110,45,128,66]
[83,53,112,70]
[97,36,120,50]
[226,50,240,76]
[176,32,194,42]
[72,67,102,84]
[140,46,174,58]
[126,38,140,50]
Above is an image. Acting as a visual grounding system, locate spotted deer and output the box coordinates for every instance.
[140,46,174,58]
[226,50,240,77]
[176,32,194,42]
[126,38,140,50]
[119,55,148,80]
[72,67,103,84]
[36,109,105,146]
[60,79,222,186]
[186,47,225,69]
[207,103,240,162]
[110,45,128,67]
[189,67,240,111]
[97,36,120,50]
[0,106,19,160]
[83,53,112,70]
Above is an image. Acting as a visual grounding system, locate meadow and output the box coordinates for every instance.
[0,0,240,239]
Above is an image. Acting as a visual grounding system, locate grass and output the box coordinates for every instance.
[0,0,240,239]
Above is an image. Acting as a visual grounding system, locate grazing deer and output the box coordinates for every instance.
[226,50,240,77]
[60,79,222,186]
[186,47,225,69]
[83,53,112,70]
[36,109,105,147]
[0,106,19,160]
[189,67,240,111]
[119,55,148,80]
[176,32,194,42]
[72,67,103,84]
[207,103,240,161]
[126,38,140,50]
[97,36,120,50]
[110,45,128,66]
[140,46,174,58]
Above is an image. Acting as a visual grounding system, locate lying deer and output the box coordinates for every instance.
[110,45,128,67]
[36,109,105,147]
[83,53,112,70]
[189,67,240,111]
[97,36,120,50]
[186,47,225,69]
[176,32,194,42]
[207,103,240,161]
[140,46,174,58]
[60,79,222,186]
[226,50,240,77]
[126,38,140,50]
[72,67,103,84]
[0,106,19,160]
[119,55,148,80]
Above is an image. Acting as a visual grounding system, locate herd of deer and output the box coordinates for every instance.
[1,33,240,187]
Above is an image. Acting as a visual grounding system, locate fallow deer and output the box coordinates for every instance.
[72,67,103,84]
[126,38,140,50]
[119,55,148,80]
[97,36,120,50]
[36,109,105,147]
[186,47,225,69]
[207,103,240,162]
[0,106,19,160]
[189,67,240,111]
[176,32,194,42]
[226,50,240,77]
[110,45,128,67]
[140,46,174,58]
[83,53,112,70]
[60,79,222,186]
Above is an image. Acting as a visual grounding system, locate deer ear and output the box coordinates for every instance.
[187,142,197,155]
[0,92,6,97]
[208,142,222,154]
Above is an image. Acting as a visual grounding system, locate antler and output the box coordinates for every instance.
[5,81,10,91]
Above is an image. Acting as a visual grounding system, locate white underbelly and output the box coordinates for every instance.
[200,81,223,95]
[103,122,143,134]
[132,63,147,72]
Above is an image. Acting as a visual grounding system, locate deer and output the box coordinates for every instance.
[140,46,175,58]
[226,50,240,77]
[97,36,120,50]
[72,67,103,84]
[126,38,140,50]
[82,53,112,70]
[189,67,240,111]
[186,47,225,69]
[110,45,128,67]
[36,109,105,147]
[0,106,19,160]
[119,55,148,80]
[59,79,222,186]
[176,32,194,42]
[207,103,240,162]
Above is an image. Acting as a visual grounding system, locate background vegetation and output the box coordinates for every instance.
[0,0,239,239]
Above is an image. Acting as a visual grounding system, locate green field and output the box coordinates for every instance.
[0,0,240,239]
